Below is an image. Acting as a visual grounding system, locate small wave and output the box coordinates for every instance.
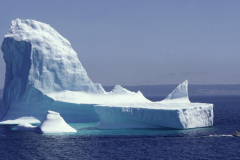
[206,134,234,137]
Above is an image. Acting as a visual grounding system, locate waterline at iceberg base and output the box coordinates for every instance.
[0,18,213,130]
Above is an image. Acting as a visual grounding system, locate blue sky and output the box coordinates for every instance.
[0,0,240,88]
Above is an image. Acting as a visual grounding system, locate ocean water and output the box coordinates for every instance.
[0,96,240,159]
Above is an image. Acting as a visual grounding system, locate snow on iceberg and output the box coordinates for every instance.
[16,111,77,133]
[0,18,213,129]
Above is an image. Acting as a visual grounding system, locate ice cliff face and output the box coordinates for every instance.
[1,19,104,119]
[2,18,104,95]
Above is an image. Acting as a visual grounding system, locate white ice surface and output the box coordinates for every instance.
[47,89,149,105]
[161,80,190,103]
[3,18,104,94]
[0,19,214,129]
[16,111,77,133]
[0,117,40,124]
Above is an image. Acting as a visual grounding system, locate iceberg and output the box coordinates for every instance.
[16,110,77,133]
[0,18,213,129]
[95,80,213,129]
[0,18,105,123]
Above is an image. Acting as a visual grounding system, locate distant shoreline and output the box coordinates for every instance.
[1,84,240,97]
[104,84,240,97]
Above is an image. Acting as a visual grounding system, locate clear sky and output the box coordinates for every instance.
[0,0,240,88]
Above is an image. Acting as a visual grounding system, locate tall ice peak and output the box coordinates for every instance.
[163,80,190,103]
[2,18,105,95]
[7,18,70,47]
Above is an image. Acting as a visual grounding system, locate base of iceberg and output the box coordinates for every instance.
[16,111,77,133]
[0,101,99,124]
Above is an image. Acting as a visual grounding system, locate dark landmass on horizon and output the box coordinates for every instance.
[1,84,240,98]
[104,84,240,99]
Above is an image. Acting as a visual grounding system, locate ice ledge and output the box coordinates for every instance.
[0,117,40,124]
[95,103,213,129]
[94,80,214,129]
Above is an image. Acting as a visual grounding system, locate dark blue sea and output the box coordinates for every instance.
[0,96,240,159]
